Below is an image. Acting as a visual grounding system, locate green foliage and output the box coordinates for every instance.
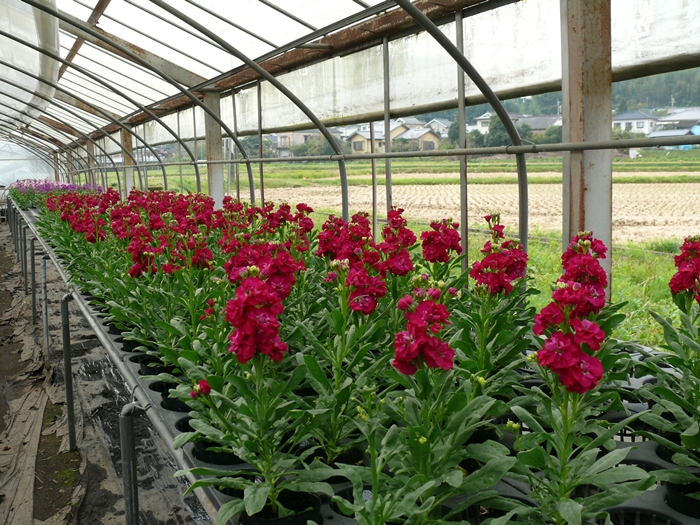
[485,116,512,147]
[542,125,562,144]
[291,134,349,157]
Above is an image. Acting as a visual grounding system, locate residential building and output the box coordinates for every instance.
[474,111,526,133]
[346,120,440,153]
[656,108,700,132]
[424,118,453,137]
[273,128,343,157]
[611,110,658,135]
[514,115,562,136]
[396,116,426,129]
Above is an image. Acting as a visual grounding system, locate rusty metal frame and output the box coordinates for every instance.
[149,0,351,220]
[0,78,120,178]
[393,0,529,252]
[22,0,257,199]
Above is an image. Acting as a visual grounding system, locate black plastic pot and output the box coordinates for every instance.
[148,381,190,412]
[115,336,155,353]
[138,355,176,375]
[666,482,700,518]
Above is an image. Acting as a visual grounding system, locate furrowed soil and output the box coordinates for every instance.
[265,174,700,243]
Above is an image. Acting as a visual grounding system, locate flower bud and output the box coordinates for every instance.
[506,420,521,433]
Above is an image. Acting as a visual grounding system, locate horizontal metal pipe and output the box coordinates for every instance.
[66,133,700,173]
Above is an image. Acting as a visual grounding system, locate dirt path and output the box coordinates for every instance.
[265,182,700,243]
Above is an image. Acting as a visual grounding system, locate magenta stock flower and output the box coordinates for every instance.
[668,235,700,305]
[190,379,212,398]
[470,218,527,295]
[421,219,462,263]
[535,231,609,394]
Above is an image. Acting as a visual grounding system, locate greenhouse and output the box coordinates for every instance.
[2,0,700,524]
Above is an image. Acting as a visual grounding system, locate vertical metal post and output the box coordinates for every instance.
[87,141,96,189]
[456,10,468,274]
[22,226,28,295]
[121,127,135,197]
[231,91,244,202]
[41,255,50,369]
[120,403,141,525]
[177,110,183,193]
[53,151,60,182]
[382,35,392,214]
[370,122,378,241]
[31,239,37,324]
[15,214,20,262]
[61,293,77,452]
[257,81,265,205]
[193,106,201,193]
[226,138,232,196]
[203,90,225,208]
[561,0,612,289]
[66,149,74,184]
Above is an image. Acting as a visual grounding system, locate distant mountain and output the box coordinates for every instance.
[417,68,700,124]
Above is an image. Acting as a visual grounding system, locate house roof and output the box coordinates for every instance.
[612,110,658,121]
[395,128,439,140]
[397,116,426,126]
[647,129,692,138]
[657,109,700,124]
[514,115,561,130]
[426,118,452,127]
[476,111,526,121]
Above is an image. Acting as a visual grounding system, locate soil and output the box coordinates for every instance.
[33,402,81,521]
[265,176,700,243]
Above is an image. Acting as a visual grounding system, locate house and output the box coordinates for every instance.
[612,110,658,135]
[347,121,408,154]
[274,128,343,157]
[425,118,453,137]
[346,120,440,153]
[392,128,441,151]
[656,108,700,133]
[396,116,426,129]
[474,112,526,133]
[647,129,693,139]
[513,115,562,136]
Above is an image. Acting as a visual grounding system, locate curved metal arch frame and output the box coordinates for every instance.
[21,0,258,203]
[393,0,529,251]
[0,129,70,180]
[0,54,172,194]
[149,0,350,220]
[0,98,112,187]
[0,26,195,191]
[0,70,127,180]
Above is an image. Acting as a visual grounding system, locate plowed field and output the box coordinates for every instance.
[265,173,700,243]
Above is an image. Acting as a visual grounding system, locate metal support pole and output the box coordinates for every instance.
[120,402,142,525]
[41,256,50,370]
[561,0,612,290]
[382,35,392,214]
[257,81,265,205]
[61,292,77,452]
[370,122,378,241]
[31,238,37,324]
[456,10,468,274]
[15,214,20,262]
[22,226,28,295]
[203,90,225,208]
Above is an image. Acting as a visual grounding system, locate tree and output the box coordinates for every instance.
[616,97,628,114]
[291,135,349,157]
[543,125,562,144]
[517,123,533,142]
[467,129,484,148]
[448,121,461,145]
[484,116,511,147]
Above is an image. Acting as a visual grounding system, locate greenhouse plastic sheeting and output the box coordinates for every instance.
[0,0,59,131]
[0,140,54,186]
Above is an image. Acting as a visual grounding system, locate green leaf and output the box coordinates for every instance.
[682,420,700,449]
[302,354,331,394]
[243,481,270,516]
[217,499,246,525]
[445,469,463,488]
[558,499,582,525]
[517,446,548,470]
[172,431,198,450]
[652,468,700,484]
[511,405,545,433]
[462,456,515,492]
[381,425,401,458]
